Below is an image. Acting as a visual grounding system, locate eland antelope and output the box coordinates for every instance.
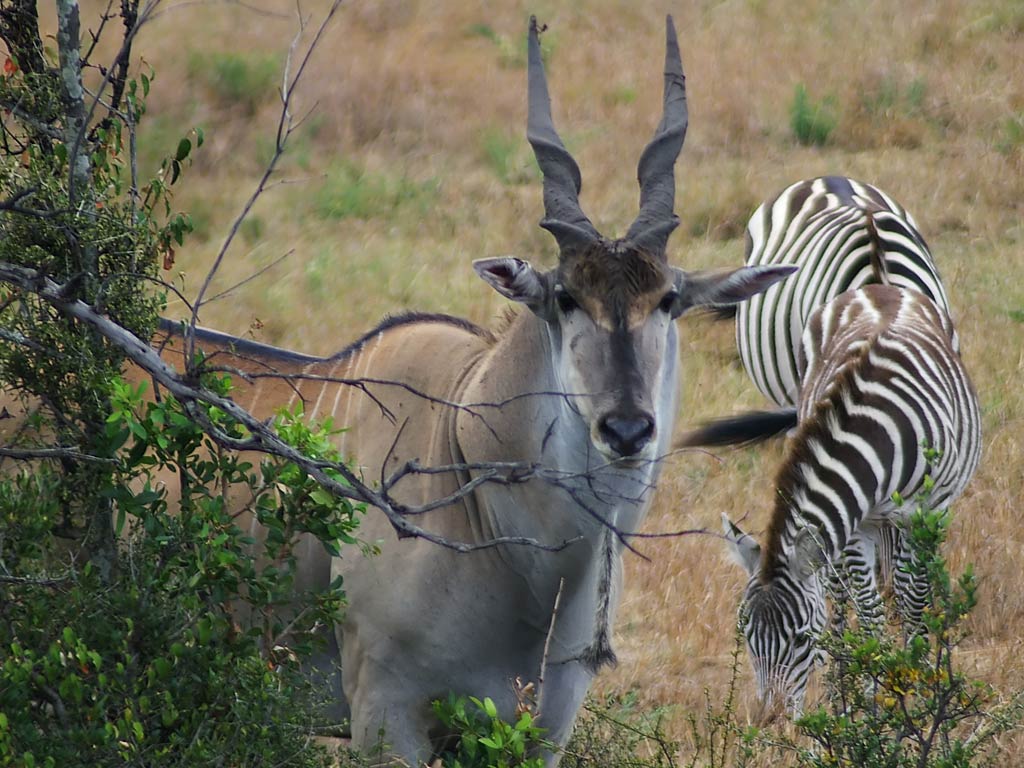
[721,285,980,718]
[153,17,796,766]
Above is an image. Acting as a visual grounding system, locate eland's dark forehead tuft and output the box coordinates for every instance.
[558,241,672,306]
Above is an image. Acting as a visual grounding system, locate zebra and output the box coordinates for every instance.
[738,175,955,410]
[720,284,981,716]
[684,176,960,594]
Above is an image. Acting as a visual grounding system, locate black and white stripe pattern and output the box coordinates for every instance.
[736,176,954,408]
[723,284,981,715]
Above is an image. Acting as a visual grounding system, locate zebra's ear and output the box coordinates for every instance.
[721,514,761,576]
[792,527,827,580]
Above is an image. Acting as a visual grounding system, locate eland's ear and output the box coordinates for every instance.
[473,257,549,313]
[792,526,827,580]
[674,264,799,315]
[721,513,761,576]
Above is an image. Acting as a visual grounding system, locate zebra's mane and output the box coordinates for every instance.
[759,336,878,579]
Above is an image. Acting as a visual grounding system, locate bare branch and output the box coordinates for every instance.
[80,0,117,65]
[537,576,564,717]
[0,261,586,553]
[0,326,52,354]
[0,571,73,586]
[0,445,118,463]
[67,0,164,208]
[0,100,62,140]
[0,186,63,218]
[147,0,291,22]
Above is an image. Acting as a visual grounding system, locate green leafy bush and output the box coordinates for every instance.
[562,692,681,768]
[433,694,548,768]
[0,380,364,766]
[792,506,1020,768]
[0,7,363,762]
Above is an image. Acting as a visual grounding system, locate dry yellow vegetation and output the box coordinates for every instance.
[86,0,1024,758]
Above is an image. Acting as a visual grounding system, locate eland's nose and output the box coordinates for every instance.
[599,414,655,457]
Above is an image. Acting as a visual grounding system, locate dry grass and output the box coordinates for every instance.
[80,0,1024,759]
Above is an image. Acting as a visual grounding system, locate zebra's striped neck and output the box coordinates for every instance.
[760,351,874,580]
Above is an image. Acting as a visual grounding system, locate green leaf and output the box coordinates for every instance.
[482,696,498,718]
[175,137,192,162]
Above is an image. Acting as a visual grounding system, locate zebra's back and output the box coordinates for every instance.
[785,285,980,553]
[737,176,953,407]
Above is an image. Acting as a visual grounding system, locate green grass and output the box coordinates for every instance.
[996,114,1024,155]
[186,51,280,114]
[312,162,438,222]
[789,83,838,146]
[480,128,536,185]
[862,75,927,117]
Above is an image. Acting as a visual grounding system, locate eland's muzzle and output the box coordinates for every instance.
[598,413,655,458]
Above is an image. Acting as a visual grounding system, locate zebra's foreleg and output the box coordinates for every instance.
[892,528,932,638]
[839,532,886,634]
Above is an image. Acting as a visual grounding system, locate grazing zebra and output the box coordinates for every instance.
[721,284,981,716]
[737,175,954,410]
[683,176,960,594]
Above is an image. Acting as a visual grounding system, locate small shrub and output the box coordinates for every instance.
[996,113,1024,155]
[793,504,1023,768]
[240,214,264,245]
[433,694,548,768]
[187,51,280,114]
[465,23,556,69]
[604,86,638,107]
[789,83,838,146]
[0,379,364,766]
[562,692,680,768]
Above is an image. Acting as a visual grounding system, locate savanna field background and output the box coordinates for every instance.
[36,0,1024,761]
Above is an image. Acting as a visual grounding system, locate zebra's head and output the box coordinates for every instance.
[723,515,828,719]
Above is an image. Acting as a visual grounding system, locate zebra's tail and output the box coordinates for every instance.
[675,407,798,448]
[863,208,892,286]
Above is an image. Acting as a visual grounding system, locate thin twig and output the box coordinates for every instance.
[147,0,290,22]
[537,577,564,717]
[202,250,294,305]
[188,0,343,350]
[0,570,73,586]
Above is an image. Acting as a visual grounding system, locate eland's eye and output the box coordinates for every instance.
[658,291,678,314]
[556,288,579,314]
